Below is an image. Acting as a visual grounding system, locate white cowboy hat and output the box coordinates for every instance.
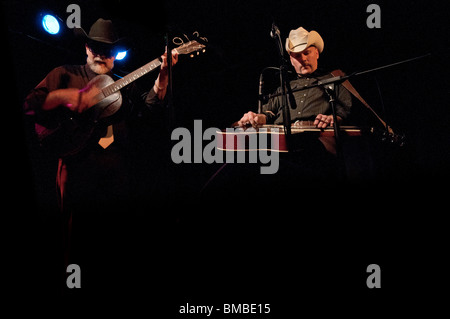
[285,27,324,54]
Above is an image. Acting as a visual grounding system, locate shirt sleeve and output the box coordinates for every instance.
[144,87,164,111]
[261,88,282,124]
[335,84,352,121]
[126,83,165,115]
[23,66,66,129]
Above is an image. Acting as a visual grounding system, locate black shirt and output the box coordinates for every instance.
[23,63,167,210]
[24,63,163,156]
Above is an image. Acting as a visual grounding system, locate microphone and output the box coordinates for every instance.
[270,22,280,39]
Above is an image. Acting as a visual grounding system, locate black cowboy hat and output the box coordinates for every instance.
[74,18,127,46]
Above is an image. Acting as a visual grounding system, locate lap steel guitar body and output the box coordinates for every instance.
[217,124,364,152]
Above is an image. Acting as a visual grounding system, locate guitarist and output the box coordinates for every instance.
[235,26,353,180]
[23,18,178,294]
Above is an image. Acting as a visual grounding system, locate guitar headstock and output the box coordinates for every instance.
[370,126,406,147]
[172,31,207,57]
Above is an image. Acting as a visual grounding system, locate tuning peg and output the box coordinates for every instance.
[398,134,406,147]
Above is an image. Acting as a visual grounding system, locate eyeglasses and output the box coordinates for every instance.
[87,42,115,58]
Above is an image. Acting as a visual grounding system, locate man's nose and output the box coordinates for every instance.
[93,52,107,59]
[299,54,308,63]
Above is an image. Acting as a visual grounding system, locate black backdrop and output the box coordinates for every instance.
[4,0,449,315]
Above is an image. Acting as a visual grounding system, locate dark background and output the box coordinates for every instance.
[3,0,449,315]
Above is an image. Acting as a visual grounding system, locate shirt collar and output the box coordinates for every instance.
[297,68,328,79]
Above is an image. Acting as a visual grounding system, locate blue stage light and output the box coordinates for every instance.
[115,51,127,61]
[42,14,60,35]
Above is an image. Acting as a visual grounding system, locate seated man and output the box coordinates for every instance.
[233,27,353,185]
[238,26,352,130]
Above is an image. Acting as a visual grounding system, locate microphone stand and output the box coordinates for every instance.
[323,82,347,180]
[166,30,174,131]
[270,23,292,151]
[261,53,431,101]
[259,53,431,143]
[323,83,342,151]
[257,72,264,114]
[257,52,430,180]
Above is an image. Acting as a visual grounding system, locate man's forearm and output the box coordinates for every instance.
[42,88,81,111]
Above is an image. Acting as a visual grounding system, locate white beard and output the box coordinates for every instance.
[87,56,113,75]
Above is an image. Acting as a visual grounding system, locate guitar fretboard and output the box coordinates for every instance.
[102,58,162,97]
[99,40,205,97]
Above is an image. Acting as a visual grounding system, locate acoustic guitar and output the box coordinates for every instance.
[38,38,206,157]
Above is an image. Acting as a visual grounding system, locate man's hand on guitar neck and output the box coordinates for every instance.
[153,49,179,100]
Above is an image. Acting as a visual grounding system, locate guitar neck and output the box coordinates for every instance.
[102,57,162,97]
[100,39,206,97]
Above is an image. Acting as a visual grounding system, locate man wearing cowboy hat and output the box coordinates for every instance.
[232,26,353,185]
[35,18,178,113]
[23,18,178,294]
[237,26,351,130]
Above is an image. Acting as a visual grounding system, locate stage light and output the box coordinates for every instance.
[115,51,127,61]
[42,14,60,35]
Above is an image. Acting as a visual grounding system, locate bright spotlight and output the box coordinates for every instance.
[115,51,127,61]
[42,14,60,35]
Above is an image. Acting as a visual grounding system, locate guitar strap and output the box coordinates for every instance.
[331,69,393,134]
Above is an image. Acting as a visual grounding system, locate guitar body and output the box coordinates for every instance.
[38,75,123,158]
[87,74,123,119]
